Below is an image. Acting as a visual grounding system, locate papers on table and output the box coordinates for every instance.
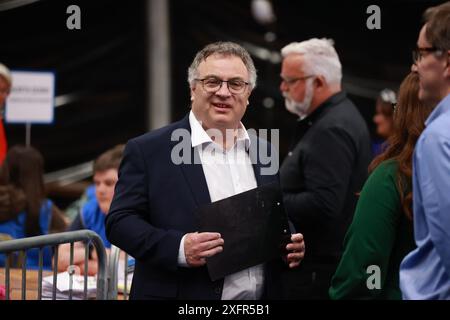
[41,272,97,300]
[40,256,136,299]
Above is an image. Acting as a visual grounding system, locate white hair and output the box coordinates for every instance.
[281,38,342,85]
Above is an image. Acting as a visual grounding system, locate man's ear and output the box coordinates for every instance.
[190,86,196,101]
[246,89,253,101]
[314,75,326,89]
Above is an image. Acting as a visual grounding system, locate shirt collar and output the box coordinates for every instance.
[189,110,251,149]
[425,93,450,127]
[297,90,347,126]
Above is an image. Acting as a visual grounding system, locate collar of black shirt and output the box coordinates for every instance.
[296,90,347,126]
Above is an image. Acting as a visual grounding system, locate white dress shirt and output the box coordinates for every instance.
[177,111,264,300]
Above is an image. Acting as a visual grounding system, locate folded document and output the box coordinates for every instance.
[196,182,291,281]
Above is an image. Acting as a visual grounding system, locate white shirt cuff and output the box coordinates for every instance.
[177,234,189,267]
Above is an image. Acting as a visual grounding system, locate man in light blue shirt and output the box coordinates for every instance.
[399,2,450,300]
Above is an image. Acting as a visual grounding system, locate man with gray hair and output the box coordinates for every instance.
[106,41,305,300]
[0,63,12,164]
[279,38,371,299]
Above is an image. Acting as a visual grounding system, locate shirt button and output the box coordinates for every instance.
[288,152,293,156]
[214,286,221,294]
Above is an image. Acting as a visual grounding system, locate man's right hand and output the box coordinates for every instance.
[184,232,224,267]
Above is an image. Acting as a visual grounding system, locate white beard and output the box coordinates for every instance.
[283,79,314,119]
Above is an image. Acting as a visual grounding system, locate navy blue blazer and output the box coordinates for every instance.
[106,114,285,300]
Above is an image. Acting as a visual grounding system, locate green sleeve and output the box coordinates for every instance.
[329,160,401,299]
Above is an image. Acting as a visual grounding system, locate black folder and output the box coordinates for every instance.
[196,182,291,281]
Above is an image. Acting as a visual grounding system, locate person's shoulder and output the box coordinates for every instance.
[124,115,191,161]
[318,102,357,128]
[79,198,102,228]
[424,111,450,140]
[376,159,398,171]
[416,115,450,160]
[358,159,400,206]
[368,159,398,184]
[81,198,100,217]
[130,115,190,147]
[332,97,367,127]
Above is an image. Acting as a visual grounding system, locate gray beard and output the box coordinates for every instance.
[283,80,314,118]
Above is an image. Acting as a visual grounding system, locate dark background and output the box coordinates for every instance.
[0,0,443,173]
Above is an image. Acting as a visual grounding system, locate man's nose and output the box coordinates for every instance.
[215,81,232,97]
[97,184,106,194]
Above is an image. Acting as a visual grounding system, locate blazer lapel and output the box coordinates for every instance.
[249,133,276,187]
[179,149,212,206]
[175,115,211,207]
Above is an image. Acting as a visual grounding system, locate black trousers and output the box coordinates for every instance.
[280,260,339,300]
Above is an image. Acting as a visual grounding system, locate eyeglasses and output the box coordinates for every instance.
[195,77,249,94]
[412,46,445,63]
[281,75,315,86]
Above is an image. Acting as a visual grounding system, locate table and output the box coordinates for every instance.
[0,268,51,300]
[0,268,126,300]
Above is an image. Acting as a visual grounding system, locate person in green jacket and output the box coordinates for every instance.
[329,72,434,299]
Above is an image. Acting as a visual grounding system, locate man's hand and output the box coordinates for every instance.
[285,233,305,268]
[184,232,224,267]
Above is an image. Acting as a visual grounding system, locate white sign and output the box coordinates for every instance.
[5,71,55,124]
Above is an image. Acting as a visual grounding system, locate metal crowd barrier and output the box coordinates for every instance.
[0,230,108,300]
[107,245,131,300]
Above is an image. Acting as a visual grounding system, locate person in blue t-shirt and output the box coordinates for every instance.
[57,144,124,276]
[0,146,67,270]
[63,184,96,223]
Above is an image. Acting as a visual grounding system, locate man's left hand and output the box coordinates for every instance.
[285,233,305,268]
